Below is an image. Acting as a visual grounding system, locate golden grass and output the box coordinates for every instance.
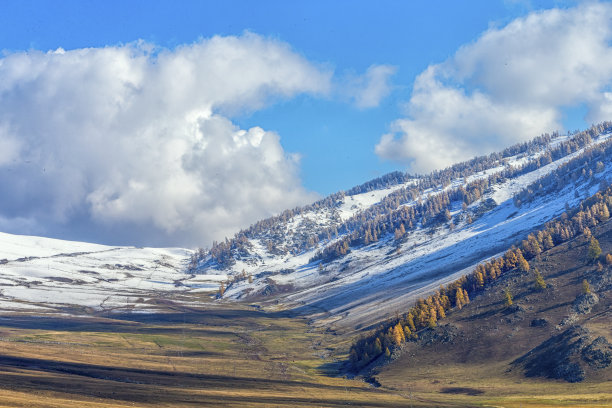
[0,303,418,407]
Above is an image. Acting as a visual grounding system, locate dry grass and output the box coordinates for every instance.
[0,303,420,407]
[372,221,612,407]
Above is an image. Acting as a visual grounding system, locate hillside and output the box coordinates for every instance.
[3,124,612,326]
[366,211,612,406]
[193,123,612,332]
[0,232,220,314]
[0,125,612,407]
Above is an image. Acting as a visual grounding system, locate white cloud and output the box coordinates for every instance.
[376,2,612,172]
[345,64,397,109]
[0,33,329,247]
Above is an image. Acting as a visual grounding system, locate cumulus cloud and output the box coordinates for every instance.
[0,33,330,247]
[376,2,612,172]
[344,64,397,109]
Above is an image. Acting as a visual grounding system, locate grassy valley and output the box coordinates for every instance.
[0,302,418,407]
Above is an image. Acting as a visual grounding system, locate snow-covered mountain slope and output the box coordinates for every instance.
[0,233,224,313]
[2,124,612,326]
[194,124,612,330]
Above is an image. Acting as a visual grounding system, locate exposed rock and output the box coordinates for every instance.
[504,303,526,323]
[530,318,549,327]
[590,269,612,292]
[582,336,612,369]
[552,361,585,383]
[418,324,460,346]
[572,292,599,314]
[513,326,611,383]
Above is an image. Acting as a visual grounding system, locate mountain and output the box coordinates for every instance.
[2,123,612,329]
[192,122,612,332]
[0,232,220,314]
[366,206,612,401]
[1,124,612,406]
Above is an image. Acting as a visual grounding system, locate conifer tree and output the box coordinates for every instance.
[533,268,546,291]
[385,347,391,358]
[374,337,382,355]
[504,287,513,307]
[518,255,530,273]
[406,313,416,332]
[392,323,405,346]
[463,289,470,304]
[582,279,591,294]
[437,303,446,319]
[455,288,465,309]
[588,236,602,263]
[543,233,554,250]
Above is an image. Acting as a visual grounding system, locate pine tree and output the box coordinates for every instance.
[455,287,465,310]
[582,279,591,294]
[504,287,513,307]
[588,236,602,263]
[504,250,518,269]
[463,289,470,304]
[475,271,484,288]
[437,303,446,319]
[374,337,383,355]
[406,313,416,332]
[392,323,405,346]
[384,347,391,358]
[518,255,530,273]
[543,233,554,250]
[533,268,546,291]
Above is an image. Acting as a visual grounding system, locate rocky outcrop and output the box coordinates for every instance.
[513,326,611,382]
[572,292,599,315]
[417,324,460,346]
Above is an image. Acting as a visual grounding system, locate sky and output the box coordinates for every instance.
[1,0,611,248]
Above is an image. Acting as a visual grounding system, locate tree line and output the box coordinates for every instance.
[192,122,611,270]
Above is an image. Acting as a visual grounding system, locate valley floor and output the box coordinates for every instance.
[0,296,609,407]
[0,300,415,408]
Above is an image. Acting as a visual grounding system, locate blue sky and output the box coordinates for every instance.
[1,0,610,247]
[1,0,581,193]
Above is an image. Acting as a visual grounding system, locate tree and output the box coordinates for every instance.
[463,289,470,304]
[384,347,391,358]
[455,288,465,309]
[406,313,416,332]
[543,233,554,250]
[218,282,225,297]
[392,323,405,346]
[518,255,530,273]
[582,279,591,294]
[373,338,382,355]
[504,288,513,307]
[533,268,546,291]
[588,236,602,263]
